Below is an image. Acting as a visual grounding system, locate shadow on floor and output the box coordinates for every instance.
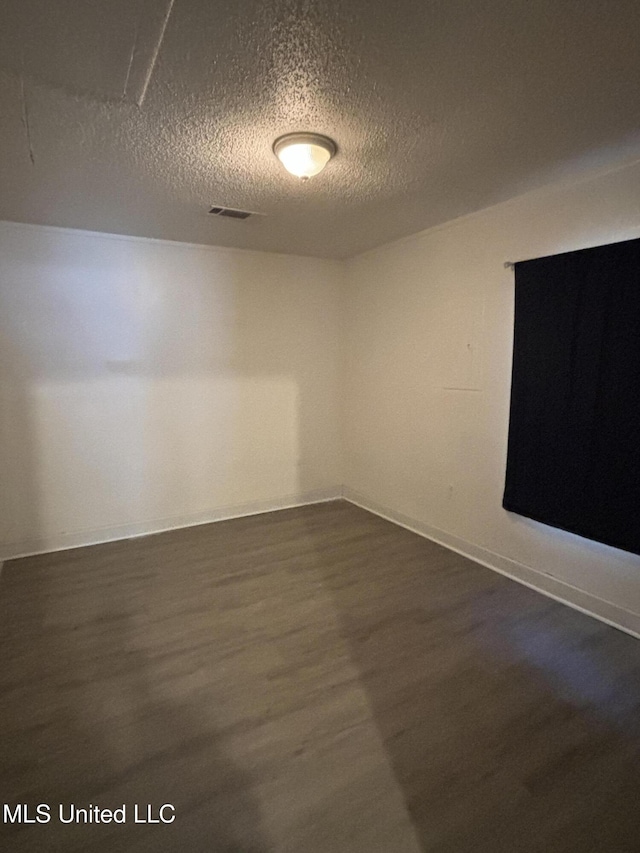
[3,500,640,853]
[0,541,268,853]
[307,502,640,853]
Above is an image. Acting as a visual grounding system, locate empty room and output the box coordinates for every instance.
[2,1,640,851]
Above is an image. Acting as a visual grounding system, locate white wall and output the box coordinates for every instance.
[3,160,640,636]
[343,160,640,636]
[0,222,343,558]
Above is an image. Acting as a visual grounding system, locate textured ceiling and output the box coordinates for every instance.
[1,0,640,258]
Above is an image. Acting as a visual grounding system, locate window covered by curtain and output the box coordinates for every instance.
[503,237,640,555]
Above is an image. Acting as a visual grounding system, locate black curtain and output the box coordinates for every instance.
[503,237,640,556]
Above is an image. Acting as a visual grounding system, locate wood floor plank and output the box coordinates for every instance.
[1,500,639,851]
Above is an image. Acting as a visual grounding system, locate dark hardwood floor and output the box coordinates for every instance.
[1,500,640,852]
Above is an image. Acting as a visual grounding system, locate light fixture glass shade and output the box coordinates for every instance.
[273,133,336,179]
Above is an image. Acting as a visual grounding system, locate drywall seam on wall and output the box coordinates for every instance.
[1,488,342,562]
[342,158,640,641]
[343,488,640,639]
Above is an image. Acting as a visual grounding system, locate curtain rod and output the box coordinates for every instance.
[505,236,638,268]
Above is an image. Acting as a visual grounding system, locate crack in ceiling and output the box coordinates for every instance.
[0,0,639,258]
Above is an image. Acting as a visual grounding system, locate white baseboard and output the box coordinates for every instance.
[5,484,639,641]
[0,487,342,563]
[343,487,640,640]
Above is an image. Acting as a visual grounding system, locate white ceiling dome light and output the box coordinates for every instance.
[273,133,337,179]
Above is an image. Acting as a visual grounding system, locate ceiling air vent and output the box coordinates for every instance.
[208,206,253,220]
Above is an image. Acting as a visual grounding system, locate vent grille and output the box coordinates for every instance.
[208,206,252,220]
